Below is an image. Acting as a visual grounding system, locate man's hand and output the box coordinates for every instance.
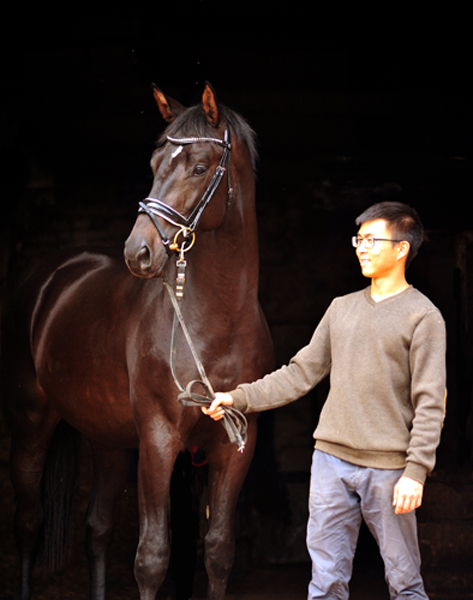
[393,476,424,514]
[201,392,234,420]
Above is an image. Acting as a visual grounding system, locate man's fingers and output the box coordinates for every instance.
[201,392,233,420]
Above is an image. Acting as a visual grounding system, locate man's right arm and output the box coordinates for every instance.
[202,304,333,420]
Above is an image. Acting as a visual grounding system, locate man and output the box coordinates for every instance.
[203,201,446,599]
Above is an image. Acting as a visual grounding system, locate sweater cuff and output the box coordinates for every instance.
[230,388,248,413]
[403,461,428,485]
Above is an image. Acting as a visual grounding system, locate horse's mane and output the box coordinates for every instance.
[159,104,259,171]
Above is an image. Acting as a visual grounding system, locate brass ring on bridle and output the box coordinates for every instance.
[169,228,196,253]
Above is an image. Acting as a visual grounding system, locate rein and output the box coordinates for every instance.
[163,276,247,452]
[139,125,247,452]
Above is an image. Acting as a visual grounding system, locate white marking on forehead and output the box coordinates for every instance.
[170,145,183,164]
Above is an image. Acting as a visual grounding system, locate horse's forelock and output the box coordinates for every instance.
[158,104,258,171]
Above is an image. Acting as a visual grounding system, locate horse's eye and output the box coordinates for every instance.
[193,165,207,176]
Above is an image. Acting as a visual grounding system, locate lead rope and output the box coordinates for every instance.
[162,248,247,452]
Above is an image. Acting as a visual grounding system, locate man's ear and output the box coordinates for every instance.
[398,240,410,261]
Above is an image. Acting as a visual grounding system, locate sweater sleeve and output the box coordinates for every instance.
[404,308,447,483]
[230,306,332,413]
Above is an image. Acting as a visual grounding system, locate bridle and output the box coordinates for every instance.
[138,126,233,256]
[136,124,247,452]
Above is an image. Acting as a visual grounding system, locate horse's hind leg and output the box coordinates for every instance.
[8,404,61,600]
[85,444,133,600]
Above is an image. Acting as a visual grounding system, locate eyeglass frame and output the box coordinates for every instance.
[352,235,404,249]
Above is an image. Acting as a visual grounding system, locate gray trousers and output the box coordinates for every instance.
[307,450,428,600]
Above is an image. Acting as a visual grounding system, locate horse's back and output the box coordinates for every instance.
[3,247,127,358]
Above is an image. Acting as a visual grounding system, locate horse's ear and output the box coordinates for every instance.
[202,81,220,127]
[152,84,185,123]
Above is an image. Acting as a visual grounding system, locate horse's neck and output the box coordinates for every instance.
[193,228,258,301]
[184,201,260,321]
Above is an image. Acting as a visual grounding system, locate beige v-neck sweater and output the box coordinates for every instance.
[231,286,446,484]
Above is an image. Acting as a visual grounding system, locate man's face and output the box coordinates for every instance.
[355,219,403,279]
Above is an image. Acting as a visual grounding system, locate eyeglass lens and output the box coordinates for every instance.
[352,236,374,248]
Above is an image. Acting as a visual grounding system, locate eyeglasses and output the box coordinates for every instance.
[352,236,403,249]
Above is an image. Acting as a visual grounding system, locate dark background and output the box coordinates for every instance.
[1,7,472,599]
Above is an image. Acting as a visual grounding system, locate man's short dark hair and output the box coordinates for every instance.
[355,201,424,268]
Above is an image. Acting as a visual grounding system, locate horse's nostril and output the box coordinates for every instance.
[137,245,151,269]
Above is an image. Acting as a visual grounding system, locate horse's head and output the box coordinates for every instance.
[124,82,250,279]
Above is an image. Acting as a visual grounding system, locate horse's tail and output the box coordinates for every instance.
[39,419,81,571]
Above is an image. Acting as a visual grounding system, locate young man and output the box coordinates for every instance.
[203,202,447,599]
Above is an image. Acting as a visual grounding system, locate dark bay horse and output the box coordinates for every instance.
[2,83,274,600]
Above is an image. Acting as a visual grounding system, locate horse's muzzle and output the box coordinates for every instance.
[124,235,168,278]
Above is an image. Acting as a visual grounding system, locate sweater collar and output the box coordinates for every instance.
[364,285,413,306]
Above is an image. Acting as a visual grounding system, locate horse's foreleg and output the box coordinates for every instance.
[204,422,257,600]
[204,485,238,600]
[134,436,181,600]
[85,445,132,600]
